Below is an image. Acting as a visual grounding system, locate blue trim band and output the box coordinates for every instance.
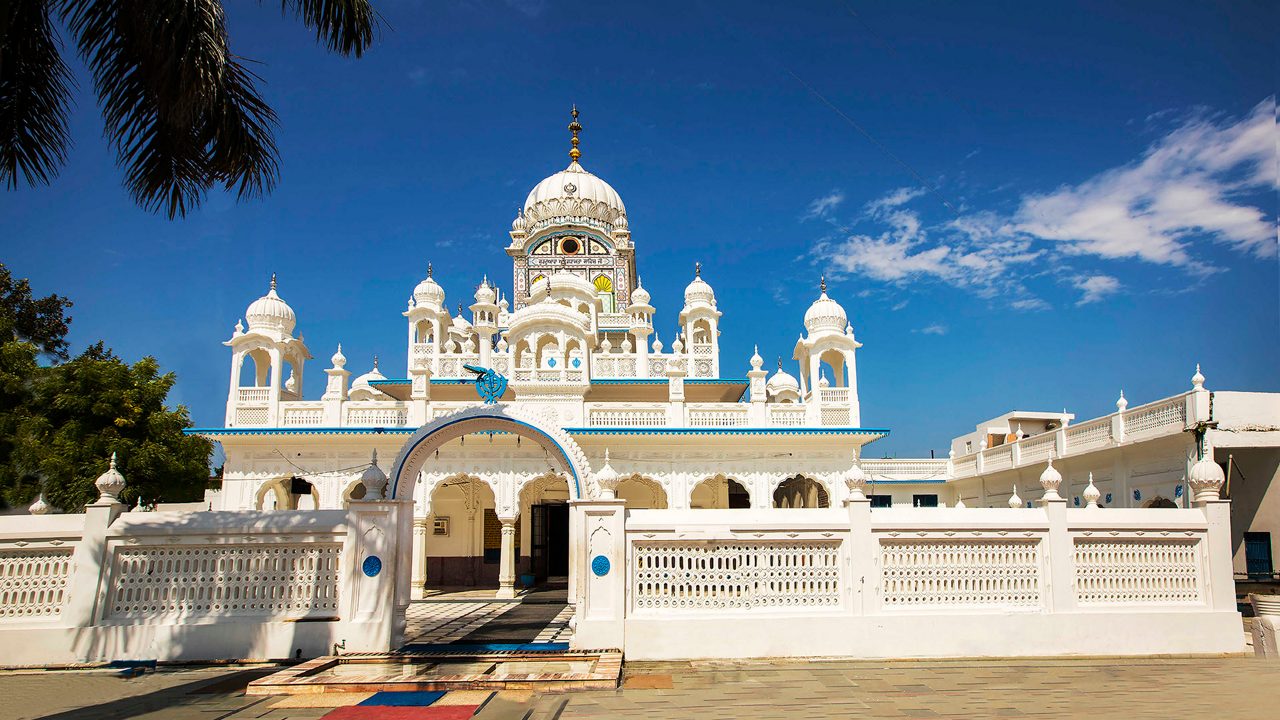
[590,378,668,385]
[685,378,750,385]
[368,378,410,386]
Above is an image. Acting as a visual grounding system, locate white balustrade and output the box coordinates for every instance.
[768,405,807,427]
[879,539,1043,609]
[280,403,324,427]
[631,540,843,612]
[1073,537,1201,604]
[1123,396,1187,437]
[1065,418,1111,451]
[0,549,74,621]
[588,407,667,427]
[107,543,342,620]
[1019,433,1055,464]
[237,387,270,403]
[982,443,1014,471]
[819,387,849,404]
[345,404,409,426]
[688,405,749,427]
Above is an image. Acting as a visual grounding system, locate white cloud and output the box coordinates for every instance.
[866,186,926,214]
[1073,274,1121,305]
[810,98,1277,306]
[803,190,845,220]
[1015,98,1276,266]
[916,323,948,335]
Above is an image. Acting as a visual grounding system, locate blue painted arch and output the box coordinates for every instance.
[387,405,587,501]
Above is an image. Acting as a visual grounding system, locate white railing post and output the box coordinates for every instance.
[62,500,123,635]
[570,499,627,650]
[341,498,411,653]
[846,496,875,616]
[1198,497,1236,613]
[1042,499,1075,613]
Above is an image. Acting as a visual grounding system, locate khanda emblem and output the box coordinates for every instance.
[464,364,508,404]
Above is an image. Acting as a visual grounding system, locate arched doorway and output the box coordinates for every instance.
[387,406,595,634]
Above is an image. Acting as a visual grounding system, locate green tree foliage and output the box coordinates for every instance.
[1,1,379,218]
[0,263,212,510]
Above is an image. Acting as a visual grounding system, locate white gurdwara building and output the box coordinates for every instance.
[198,111,1280,604]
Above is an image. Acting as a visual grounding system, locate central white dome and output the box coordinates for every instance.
[521,161,627,230]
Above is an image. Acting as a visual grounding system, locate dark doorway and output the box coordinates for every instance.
[1246,532,1273,578]
[531,502,570,580]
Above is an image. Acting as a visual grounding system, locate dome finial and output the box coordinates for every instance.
[820,275,827,294]
[270,273,278,293]
[694,261,702,278]
[372,354,379,370]
[427,262,433,279]
[568,105,582,162]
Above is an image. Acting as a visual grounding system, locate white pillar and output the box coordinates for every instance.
[496,516,518,599]
[411,518,429,600]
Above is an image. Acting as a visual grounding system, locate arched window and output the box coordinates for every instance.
[593,274,615,313]
[690,476,751,509]
[773,476,829,508]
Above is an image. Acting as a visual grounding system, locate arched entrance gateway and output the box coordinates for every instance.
[386,405,596,633]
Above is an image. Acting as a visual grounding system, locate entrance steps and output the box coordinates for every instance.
[246,645,622,695]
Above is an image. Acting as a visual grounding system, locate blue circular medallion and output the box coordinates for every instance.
[591,555,610,577]
[362,555,382,577]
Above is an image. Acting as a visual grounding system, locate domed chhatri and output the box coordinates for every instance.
[1039,456,1063,502]
[245,273,297,336]
[804,276,848,335]
[413,263,445,310]
[683,262,716,307]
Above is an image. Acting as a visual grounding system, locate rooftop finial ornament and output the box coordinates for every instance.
[820,275,827,294]
[427,262,433,279]
[269,272,278,293]
[568,105,582,162]
[695,261,702,278]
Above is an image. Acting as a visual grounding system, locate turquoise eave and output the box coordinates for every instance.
[184,426,891,438]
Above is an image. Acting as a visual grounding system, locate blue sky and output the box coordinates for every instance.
[2,0,1275,458]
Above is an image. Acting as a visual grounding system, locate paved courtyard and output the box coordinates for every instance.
[1,655,1277,720]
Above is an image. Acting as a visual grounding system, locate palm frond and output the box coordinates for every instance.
[62,0,279,218]
[0,0,74,189]
[282,1,378,58]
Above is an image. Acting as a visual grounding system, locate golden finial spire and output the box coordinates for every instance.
[568,105,582,162]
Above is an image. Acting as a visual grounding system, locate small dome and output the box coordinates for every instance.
[359,450,388,499]
[451,308,473,331]
[594,449,620,498]
[766,362,800,396]
[351,358,386,392]
[630,279,651,306]
[413,264,445,309]
[804,279,848,335]
[1189,456,1225,501]
[245,274,297,336]
[684,263,715,306]
[475,277,496,305]
[331,343,347,369]
[749,345,764,371]
[511,208,528,233]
